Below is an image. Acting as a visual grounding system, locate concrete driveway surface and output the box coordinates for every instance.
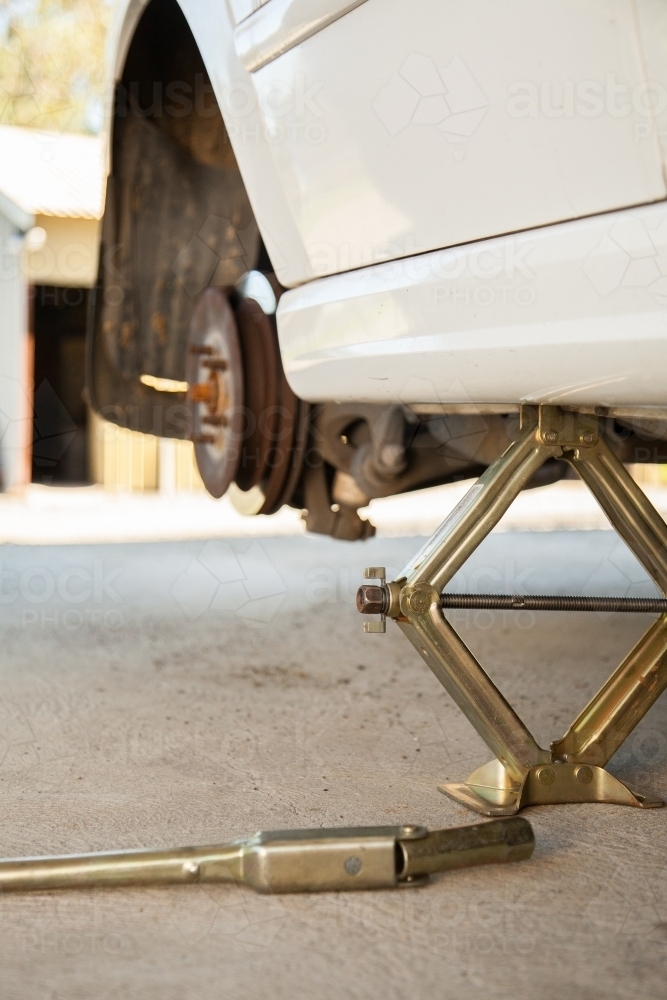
[0,529,665,999]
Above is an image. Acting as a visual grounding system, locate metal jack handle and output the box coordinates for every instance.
[0,818,534,894]
[357,406,667,816]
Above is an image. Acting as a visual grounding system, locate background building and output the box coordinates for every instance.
[0,184,33,490]
[0,123,202,492]
[0,123,103,487]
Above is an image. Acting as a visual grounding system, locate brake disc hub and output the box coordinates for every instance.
[187,274,308,511]
[187,288,244,498]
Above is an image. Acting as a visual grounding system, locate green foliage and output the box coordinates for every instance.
[0,0,111,133]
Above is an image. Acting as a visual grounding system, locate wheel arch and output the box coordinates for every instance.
[88,0,262,439]
[100,0,308,286]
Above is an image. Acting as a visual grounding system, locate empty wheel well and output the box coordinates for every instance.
[88,0,261,438]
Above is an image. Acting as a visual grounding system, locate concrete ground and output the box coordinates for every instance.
[0,528,666,999]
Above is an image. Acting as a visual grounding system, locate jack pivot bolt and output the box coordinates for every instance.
[360,567,387,633]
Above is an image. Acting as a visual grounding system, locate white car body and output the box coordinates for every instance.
[107,0,667,409]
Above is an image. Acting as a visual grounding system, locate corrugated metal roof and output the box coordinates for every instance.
[0,125,105,220]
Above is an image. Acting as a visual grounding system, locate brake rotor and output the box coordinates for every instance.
[186,288,244,498]
[233,294,281,493]
[229,273,309,516]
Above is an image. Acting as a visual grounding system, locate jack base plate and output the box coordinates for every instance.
[439,758,664,816]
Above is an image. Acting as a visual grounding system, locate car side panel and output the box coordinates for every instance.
[251,0,666,284]
[277,202,667,407]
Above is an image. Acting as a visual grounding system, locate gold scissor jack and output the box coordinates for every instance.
[357,406,667,816]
